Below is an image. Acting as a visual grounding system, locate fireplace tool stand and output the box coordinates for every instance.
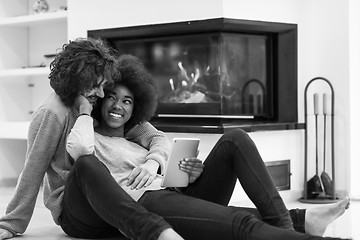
[300,77,338,203]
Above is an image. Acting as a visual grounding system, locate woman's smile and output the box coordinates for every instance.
[109,111,124,119]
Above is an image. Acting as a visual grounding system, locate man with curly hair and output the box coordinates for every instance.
[0,38,181,240]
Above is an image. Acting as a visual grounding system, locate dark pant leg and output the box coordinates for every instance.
[139,189,332,240]
[182,129,294,230]
[290,208,306,233]
[60,155,171,240]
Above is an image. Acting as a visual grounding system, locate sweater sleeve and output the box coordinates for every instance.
[125,121,171,174]
[0,109,63,235]
[66,115,94,160]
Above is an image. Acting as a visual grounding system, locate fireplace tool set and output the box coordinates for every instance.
[301,77,337,203]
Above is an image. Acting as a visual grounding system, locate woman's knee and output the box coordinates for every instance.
[219,129,257,152]
[222,129,249,142]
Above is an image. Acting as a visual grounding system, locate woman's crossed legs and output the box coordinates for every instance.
[139,189,349,240]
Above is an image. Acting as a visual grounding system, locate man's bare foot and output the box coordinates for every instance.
[158,228,184,240]
[305,197,350,236]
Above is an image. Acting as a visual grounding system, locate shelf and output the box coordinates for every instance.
[0,10,67,27]
[0,121,29,140]
[0,67,50,78]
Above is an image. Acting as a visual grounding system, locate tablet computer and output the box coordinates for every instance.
[161,138,200,187]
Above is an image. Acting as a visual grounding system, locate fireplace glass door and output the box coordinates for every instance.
[113,32,271,119]
[89,18,298,131]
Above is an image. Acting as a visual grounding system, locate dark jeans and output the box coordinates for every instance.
[60,155,171,240]
[60,129,336,240]
[140,190,322,240]
[138,129,318,239]
[182,129,294,229]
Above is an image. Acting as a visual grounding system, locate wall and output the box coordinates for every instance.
[67,0,352,202]
[67,0,224,39]
[349,0,360,199]
[0,140,27,185]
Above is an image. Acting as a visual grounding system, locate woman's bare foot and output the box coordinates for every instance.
[305,197,350,236]
[158,228,184,240]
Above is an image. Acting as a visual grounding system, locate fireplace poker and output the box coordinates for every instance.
[321,93,333,196]
[307,93,323,198]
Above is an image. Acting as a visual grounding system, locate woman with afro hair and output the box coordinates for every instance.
[66,54,350,240]
[92,53,159,132]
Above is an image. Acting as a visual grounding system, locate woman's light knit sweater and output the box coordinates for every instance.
[66,116,169,201]
[0,92,170,236]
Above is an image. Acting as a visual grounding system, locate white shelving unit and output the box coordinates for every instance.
[0,67,49,77]
[0,0,68,183]
[0,10,67,27]
[0,0,67,141]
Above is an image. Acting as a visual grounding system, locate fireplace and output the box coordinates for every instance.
[88,18,299,133]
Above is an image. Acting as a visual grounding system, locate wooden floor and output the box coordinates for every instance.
[0,186,70,239]
[0,187,358,239]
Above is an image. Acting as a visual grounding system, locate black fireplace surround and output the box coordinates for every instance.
[88,18,302,133]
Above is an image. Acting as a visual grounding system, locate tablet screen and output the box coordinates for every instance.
[161,138,200,187]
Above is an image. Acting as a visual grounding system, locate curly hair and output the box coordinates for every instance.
[93,54,158,130]
[49,37,120,107]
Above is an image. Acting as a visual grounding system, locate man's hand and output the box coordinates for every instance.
[0,229,13,240]
[74,95,93,115]
[179,158,204,183]
[127,160,159,190]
